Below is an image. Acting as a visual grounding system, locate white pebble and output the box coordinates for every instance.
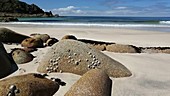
[51,78,56,82]
[91,62,94,65]
[49,67,53,70]
[91,66,95,69]
[88,65,91,68]
[49,64,53,67]
[56,57,61,61]
[67,56,71,59]
[74,53,77,56]
[53,61,58,65]
[75,61,79,65]
[71,59,74,61]
[7,93,13,96]
[49,59,53,63]
[90,55,93,58]
[9,85,16,90]
[88,52,92,55]
[78,59,81,62]
[98,61,101,64]
[86,59,89,62]
[48,71,51,73]
[93,58,96,61]
[53,68,57,71]
[68,60,71,63]
[59,70,63,73]
[14,89,20,93]
[56,66,59,69]
[46,67,49,71]
[94,63,97,66]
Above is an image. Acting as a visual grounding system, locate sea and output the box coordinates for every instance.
[1,16,170,32]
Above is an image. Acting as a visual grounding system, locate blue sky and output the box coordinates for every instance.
[21,0,170,17]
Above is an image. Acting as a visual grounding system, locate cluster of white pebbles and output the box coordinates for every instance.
[45,50,102,74]
[7,85,20,96]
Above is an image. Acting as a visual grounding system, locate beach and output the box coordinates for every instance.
[1,25,170,96]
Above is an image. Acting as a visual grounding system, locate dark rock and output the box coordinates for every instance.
[1,17,19,22]
[78,39,114,45]
[140,47,170,54]
[0,28,29,43]
[65,69,112,96]
[37,40,132,78]
[54,14,60,17]
[0,42,14,78]
[0,73,60,96]
[0,0,54,17]
[21,38,44,48]
[45,38,59,46]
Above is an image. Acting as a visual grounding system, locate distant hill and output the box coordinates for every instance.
[0,0,55,18]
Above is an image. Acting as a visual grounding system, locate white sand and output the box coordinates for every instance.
[1,26,170,96]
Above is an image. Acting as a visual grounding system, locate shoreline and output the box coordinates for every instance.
[1,22,170,33]
[1,25,170,47]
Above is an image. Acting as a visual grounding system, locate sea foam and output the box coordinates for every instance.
[1,22,170,28]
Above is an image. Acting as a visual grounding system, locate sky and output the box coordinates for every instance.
[20,0,170,17]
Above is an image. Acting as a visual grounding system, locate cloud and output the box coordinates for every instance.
[52,6,85,15]
[115,7,127,10]
[50,2,170,17]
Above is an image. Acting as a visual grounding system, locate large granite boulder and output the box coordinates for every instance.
[65,69,112,96]
[0,28,29,43]
[0,42,13,78]
[37,40,132,78]
[106,44,140,53]
[0,73,59,96]
[21,38,44,48]
[11,49,34,64]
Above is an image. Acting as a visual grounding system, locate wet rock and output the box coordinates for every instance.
[61,35,77,40]
[65,69,112,96]
[11,49,34,64]
[37,40,132,78]
[106,44,140,53]
[21,38,44,48]
[0,73,59,96]
[0,42,13,78]
[30,33,50,43]
[0,28,29,43]
[45,38,59,46]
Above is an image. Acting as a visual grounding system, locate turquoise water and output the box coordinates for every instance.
[17,16,170,24]
[1,16,170,32]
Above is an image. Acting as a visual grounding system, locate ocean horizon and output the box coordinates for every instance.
[1,16,170,32]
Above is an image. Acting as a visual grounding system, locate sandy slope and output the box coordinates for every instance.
[1,26,170,96]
